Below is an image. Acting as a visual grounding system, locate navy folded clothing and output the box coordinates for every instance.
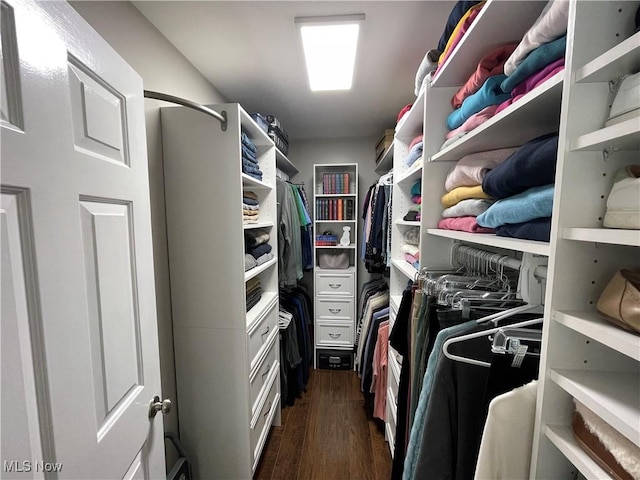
[243,196,259,206]
[437,1,483,52]
[482,133,558,199]
[495,217,552,242]
[250,242,272,259]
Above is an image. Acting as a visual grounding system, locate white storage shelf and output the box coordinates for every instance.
[396,162,423,186]
[244,257,277,282]
[576,31,640,83]
[275,148,298,178]
[545,425,612,480]
[563,228,640,247]
[375,142,395,174]
[392,258,418,281]
[426,229,551,256]
[395,87,425,140]
[571,117,640,152]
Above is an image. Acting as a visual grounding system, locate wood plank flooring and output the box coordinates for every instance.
[255,369,392,480]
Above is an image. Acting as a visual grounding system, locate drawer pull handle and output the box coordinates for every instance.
[328,308,342,314]
[262,364,271,379]
[261,326,270,338]
[396,354,402,365]
[328,333,341,339]
[263,401,272,417]
[328,283,342,289]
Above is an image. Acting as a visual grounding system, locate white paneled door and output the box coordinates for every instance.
[1,0,165,478]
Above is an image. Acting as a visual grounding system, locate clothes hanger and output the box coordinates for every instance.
[442,316,544,368]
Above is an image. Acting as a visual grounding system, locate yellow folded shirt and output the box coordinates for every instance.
[441,185,491,208]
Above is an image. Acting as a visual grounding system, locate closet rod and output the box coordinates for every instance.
[451,244,547,280]
[144,90,227,131]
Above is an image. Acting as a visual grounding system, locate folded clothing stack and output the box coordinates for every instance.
[243,190,260,224]
[241,131,263,180]
[243,227,274,272]
[475,133,559,241]
[401,244,420,270]
[404,180,422,222]
[406,135,424,168]
[245,277,262,312]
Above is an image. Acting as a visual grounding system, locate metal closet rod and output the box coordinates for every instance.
[451,244,548,280]
[143,90,227,131]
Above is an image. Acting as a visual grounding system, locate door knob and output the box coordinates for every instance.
[149,395,172,418]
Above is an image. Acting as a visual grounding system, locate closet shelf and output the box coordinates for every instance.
[244,257,277,282]
[549,369,640,447]
[431,0,547,88]
[244,221,274,230]
[426,229,550,256]
[555,310,640,362]
[545,425,612,480]
[242,174,272,190]
[571,117,640,152]
[392,258,418,281]
[315,244,356,249]
[315,219,357,223]
[375,142,395,174]
[246,292,278,330]
[396,220,421,227]
[563,228,640,247]
[315,193,357,198]
[430,72,563,162]
[396,88,425,140]
[239,108,274,147]
[576,31,640,83]
[275,148,298,177]
[396,161,423,186]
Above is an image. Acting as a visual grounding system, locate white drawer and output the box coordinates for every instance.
[388,352,400,402]
[389,344,403,367]
[315,297,354,321]
[247,301,278,369]
[385,388,397,457]
[249,334,279,416]
[250,372,279,467]
[316,320,354,347]
[315,271,354,296]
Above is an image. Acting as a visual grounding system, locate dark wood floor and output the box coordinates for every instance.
[255,369,392,480]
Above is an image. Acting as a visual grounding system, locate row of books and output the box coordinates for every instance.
[316,198,355,221]
[322,172,351,194]
[315,235,338,246]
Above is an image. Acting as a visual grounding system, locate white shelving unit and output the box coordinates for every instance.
[312,163,359,368]
[161,103,282,478]
[386,1,640,475]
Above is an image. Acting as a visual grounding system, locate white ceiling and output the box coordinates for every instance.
[134,1,456,140]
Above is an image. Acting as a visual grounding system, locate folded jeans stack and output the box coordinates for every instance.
[241,131,263,180]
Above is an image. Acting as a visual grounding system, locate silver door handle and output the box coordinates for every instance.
[328,283,341,289]
[328,308,341,314]
[263,401,272,417]
[149,396,172,418]
[329,333,341,339]
[261,326,270,338]
[262,364,271,379]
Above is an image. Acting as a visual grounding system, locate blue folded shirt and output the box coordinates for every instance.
[501,36,566,93]
[477,184,554,228]
[447,75,511,130]
[405,141,424,167]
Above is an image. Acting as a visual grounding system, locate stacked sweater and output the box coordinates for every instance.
[404,180,422,222]
[402,226,420,270]
[243,190,260,224]
[476,133,559,241]
[438,148,520,233]
[241,131,263,180]
[244,228,274,272]
[245,277,262,312]
[439,0,568,151]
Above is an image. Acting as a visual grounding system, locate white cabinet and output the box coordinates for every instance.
[161,103,283,478]
[388,0,639,475]
[313,163,358,367]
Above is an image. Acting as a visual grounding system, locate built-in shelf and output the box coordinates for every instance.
[571,117,640,152]
[576,32,640,83]
[430,72,563,162]
[396,88,425,139]
[426,229,551,256]
[244,221,274,230]
[392,258,418,281]
[396,220,421,227]
[550,369,640,447]
[316,219,357,223]
[239,108,273,146]
[242,173,272,190]
[315,193,357,198]
[375,142,395,174]
[396,161,423,186]
[431,1,547,88]
[246,292,278,330]
[315,244,357,249]
[545,425,612,479]
[244,257,277,282]
[563,228,640,247]
[555,310,640,362]
[275,148,298,177]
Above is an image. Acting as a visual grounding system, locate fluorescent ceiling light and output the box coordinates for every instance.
[295,15,365,92]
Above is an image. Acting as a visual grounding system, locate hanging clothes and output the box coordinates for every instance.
[361,172,393,273]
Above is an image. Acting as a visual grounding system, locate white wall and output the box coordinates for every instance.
[70,1,226,469]
[288,136,386,294]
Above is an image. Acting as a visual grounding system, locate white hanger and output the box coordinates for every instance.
[442,304,544,368]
